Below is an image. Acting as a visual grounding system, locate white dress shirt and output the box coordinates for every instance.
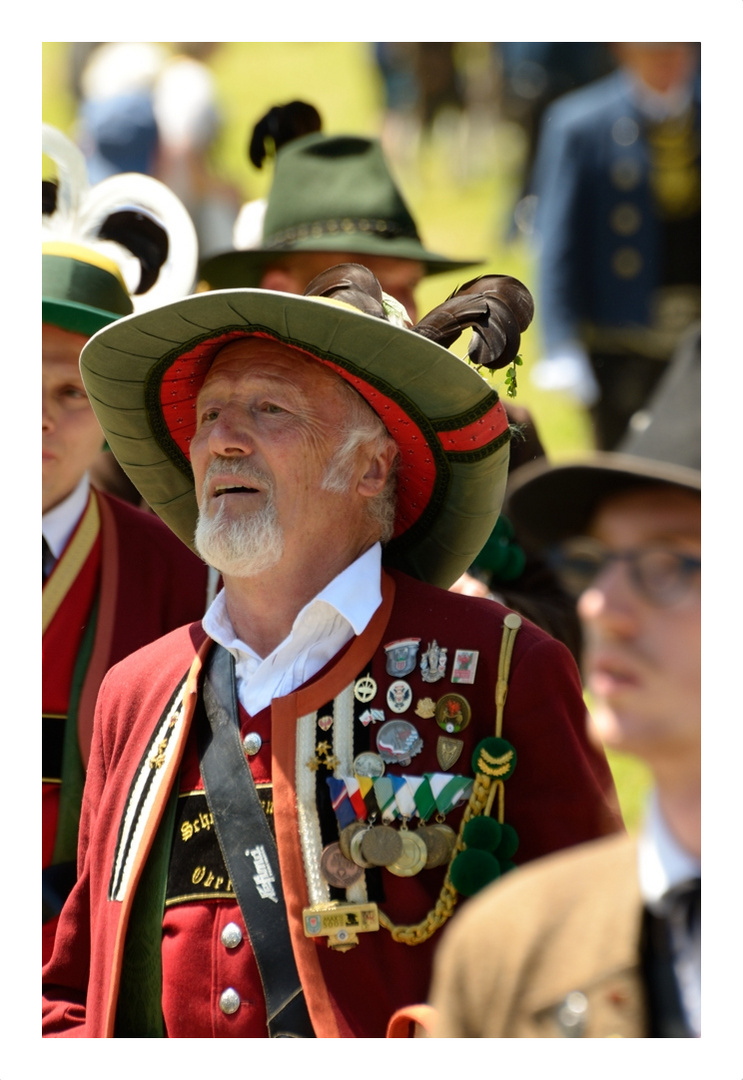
[202,542,383,717]
[42,474,91,566]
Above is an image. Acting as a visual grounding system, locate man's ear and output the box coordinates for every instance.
[356,442,398,498]
[260,265,303,295]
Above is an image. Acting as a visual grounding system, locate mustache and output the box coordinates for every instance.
[201,457,275,495]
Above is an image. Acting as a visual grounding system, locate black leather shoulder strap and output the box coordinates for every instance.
[198,643,315,1038]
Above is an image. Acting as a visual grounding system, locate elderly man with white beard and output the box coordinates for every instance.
[42,265,621,1039]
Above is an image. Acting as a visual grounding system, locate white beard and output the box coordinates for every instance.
[194,459,284,578]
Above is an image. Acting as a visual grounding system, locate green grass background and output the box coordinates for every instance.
[42,41,651,830]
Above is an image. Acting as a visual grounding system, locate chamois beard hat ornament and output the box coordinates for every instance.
[198,100,481,289]
[42,122,199,337]
[80,263,534,589]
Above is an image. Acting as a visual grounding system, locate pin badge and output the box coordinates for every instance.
[420,640,448,683]
[359,708,385,726]
[415,697,436,719]
[436,735,464,771]
[451,649,479,684]
[376,719,423,766]
[435,693,471,734]
[384,638,421,677]
[386,680,413,714]
[354,676,377,703]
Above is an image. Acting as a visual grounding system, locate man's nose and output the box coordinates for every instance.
[206,407,255,457]
[577,559,637,631]
[42,388,55,431]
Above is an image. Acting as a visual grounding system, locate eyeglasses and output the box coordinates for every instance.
[549,538,701,606]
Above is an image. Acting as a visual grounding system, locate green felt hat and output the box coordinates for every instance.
[42,240,134,336]
[79,276,519,588]
[199,133,480,290]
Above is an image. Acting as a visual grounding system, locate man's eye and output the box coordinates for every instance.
[261,402,284,414]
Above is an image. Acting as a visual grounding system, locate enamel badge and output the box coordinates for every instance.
[384,638,421,677]
[451,649,479,684]
[386,680,413,714]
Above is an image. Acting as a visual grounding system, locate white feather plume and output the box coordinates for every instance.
[42,123,198,311]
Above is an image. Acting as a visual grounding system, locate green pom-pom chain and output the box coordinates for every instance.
[462,815,502,852]
[449,849,501,897]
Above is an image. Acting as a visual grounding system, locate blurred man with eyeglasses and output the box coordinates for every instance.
[427,325,700,1038]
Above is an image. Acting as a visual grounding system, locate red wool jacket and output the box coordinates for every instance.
[42,488,210,962]
[42,569,622,1038]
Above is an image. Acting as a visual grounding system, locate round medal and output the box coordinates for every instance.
[360,824,403,867]
[352,751,386,779]
[320,843,365,887]
[349,827,376,868]
[339,821,368,862]
[386,830,428,877]
[434,693,472,734]
[418,822,457,868]
[376,719,423,766]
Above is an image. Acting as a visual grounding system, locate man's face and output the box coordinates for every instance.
[261,252,425,322]
[42,323,103,514]
[577,485,701,772]
[190,337,383,579]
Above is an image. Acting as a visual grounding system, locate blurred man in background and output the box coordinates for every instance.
[429,327,701,1037]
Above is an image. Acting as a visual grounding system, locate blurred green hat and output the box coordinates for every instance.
[199,132,481,289]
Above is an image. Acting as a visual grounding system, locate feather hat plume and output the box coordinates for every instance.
[42,123,198,335]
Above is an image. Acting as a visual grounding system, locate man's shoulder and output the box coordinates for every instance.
[106,620,208,683]
[98,490,204,568]
[388,569,567,654]
[543,70,631,134]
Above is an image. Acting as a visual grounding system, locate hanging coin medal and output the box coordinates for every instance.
[416,820,458,869]
[386,822,428,877]
[420,640,448,683]
[320,842,364,887]
[376,719,423,766]
[434,693,472,734]
[411,771,460,869]
[386,680,413,714]
[384,638,421,677]
[359,822,403,867]
[339,820,369,862]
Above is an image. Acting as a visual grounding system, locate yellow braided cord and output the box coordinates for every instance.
[379,616,519,945]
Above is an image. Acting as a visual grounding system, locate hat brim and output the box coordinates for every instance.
[80,288,510,589]
[506,452,702,550]
[42,297,121,338]
[198,239,481,290]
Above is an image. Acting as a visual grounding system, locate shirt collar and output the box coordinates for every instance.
[42,474,90,560]
[638,790,701,910]
[203,541,383,661]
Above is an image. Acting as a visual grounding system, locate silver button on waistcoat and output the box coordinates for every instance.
[242,731,262,756]
[219,987,241,1015]
[220,921,243,949]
